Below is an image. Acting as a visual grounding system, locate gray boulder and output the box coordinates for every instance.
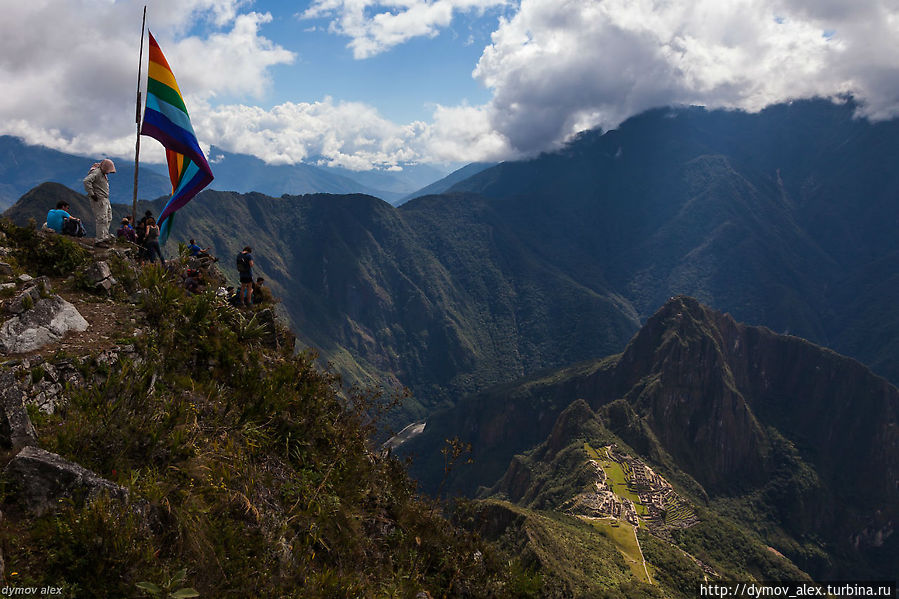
[0,296,88,354]
[4,446,128,516]
[82,261,118,294]
[0,370,37,451]
[83,261,111,284]
[5,276,52,314]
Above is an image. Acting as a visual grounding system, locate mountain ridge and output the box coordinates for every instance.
[9,99,899,429]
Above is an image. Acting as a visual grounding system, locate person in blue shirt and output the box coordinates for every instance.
[46,201,81,234]
[187,239,211,258]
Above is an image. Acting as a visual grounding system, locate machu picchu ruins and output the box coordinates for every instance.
[562,443,699,532]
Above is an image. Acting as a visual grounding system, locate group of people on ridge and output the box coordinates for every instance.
[44,159,269,308]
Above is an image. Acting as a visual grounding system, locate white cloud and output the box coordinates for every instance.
[197,97,420,169]
[302,0,509,58]
[0,0,294,160]
[470,0,899,154]
[5,0,899,176]
[188,96,513,169]
[156,12,296,100]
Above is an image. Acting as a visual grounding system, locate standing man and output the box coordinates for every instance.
[82,158,115,241]
[236,246,254,306]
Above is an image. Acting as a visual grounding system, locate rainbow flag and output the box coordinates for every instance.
[140,31,213,243]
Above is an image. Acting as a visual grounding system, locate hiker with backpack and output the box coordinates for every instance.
[236,246,254,306]
[82,159,115,242]
[45,201,85,237]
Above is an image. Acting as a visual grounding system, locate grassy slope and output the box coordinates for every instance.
[0,220,531,598]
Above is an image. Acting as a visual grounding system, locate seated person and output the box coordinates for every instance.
[187,239,212,258]
[46,201,82,235]
[252,277,271,304]
[116,217,137,242]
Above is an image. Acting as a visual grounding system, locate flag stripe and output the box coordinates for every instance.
[145,93,195,136]
[141,116,205,163]
[147,60,180,96]
[147,37,181,93]
[146,78,188,115]
[160,163,205,219]
[166,150,183,192]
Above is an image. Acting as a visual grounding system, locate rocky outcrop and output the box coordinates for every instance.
[82,260,117,293]
[0,371,37,451]
[0,295,88,354]
[4,446,128,516]
[4,276,52,314]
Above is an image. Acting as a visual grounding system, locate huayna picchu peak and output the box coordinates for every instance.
[403,295,899,586]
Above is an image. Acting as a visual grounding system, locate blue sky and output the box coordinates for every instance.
[2,0,899,172]
[256,2,499,123]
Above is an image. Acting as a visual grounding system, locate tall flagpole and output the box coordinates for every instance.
[132,5,147,224]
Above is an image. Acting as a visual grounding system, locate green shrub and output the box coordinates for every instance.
[1,219,90,276]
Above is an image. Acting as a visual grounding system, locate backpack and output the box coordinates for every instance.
[62,218,86,237]
[236,252,250,274]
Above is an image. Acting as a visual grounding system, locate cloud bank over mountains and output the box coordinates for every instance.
[3,0,899,170]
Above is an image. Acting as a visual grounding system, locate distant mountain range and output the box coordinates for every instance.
[8,99,899,422]
[0,135,453,209]
[204,147,453,204]
[0,135,173,210]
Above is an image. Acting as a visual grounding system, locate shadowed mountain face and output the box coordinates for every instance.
[155,189,642,420]
[447,100,899,380]
[399,162,496,205]
[404,297,899,579]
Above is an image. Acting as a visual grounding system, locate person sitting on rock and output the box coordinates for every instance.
[45,201,84,237]
[187,239,209,257]
[252,277,271,305]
